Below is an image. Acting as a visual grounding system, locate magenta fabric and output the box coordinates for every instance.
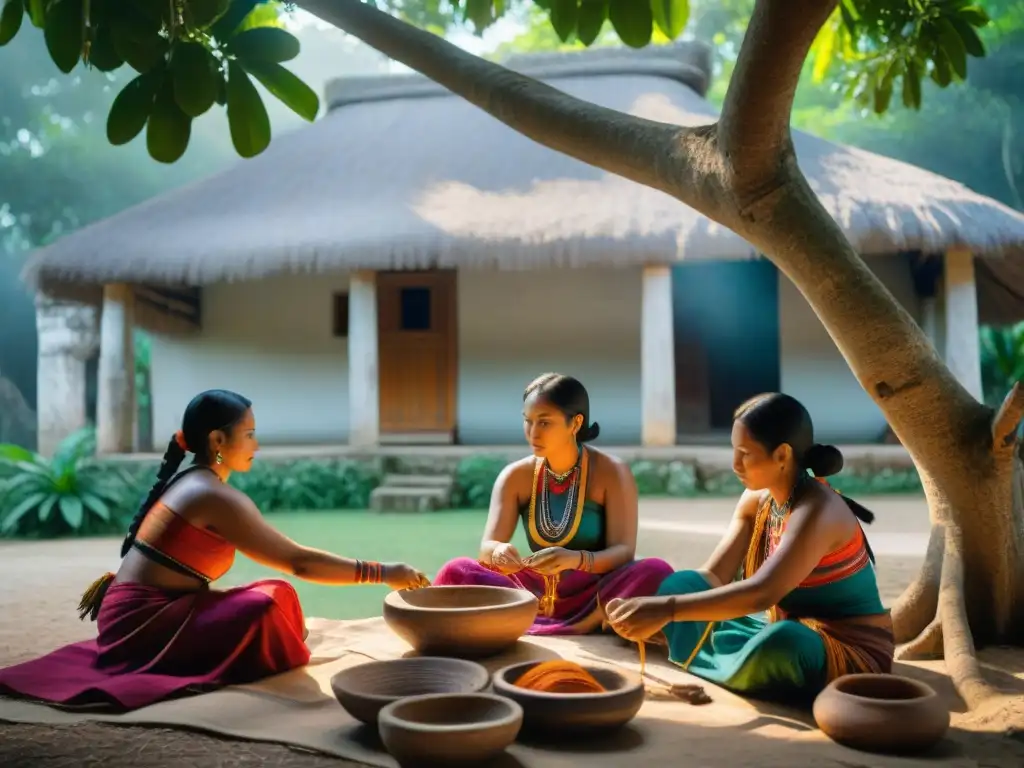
[434,556,674,635]
[0,579,310,711]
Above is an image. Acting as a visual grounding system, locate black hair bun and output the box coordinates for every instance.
[577,422,601,443]
[805,443,843,477]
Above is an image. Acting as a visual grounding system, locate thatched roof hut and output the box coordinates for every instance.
[23,41,1024,324]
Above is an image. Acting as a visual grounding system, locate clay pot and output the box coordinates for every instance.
[377,692,523,766]
[383,585,538,659]
[330,657,491,726]
[491,661,645,736]
[813,673,950,754]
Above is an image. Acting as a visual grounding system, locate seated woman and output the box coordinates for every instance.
[435,373,673,635]
[0,389,429,711]
[606,393,894,703]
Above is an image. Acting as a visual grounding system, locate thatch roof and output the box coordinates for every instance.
[23,41,1024,320]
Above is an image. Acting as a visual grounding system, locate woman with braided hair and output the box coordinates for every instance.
[0,389,429,711]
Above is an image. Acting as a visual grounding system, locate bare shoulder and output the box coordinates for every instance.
[170,473,254,518]
[586,447,630,480]
[735,489,766,521]
[790,482,849,531]
[497,456,537,491]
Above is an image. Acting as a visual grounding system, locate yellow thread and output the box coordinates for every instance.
[527,447,590,548]
[539,573,559,618]
[77,572,114,622]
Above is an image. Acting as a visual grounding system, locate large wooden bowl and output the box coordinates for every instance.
[378,692,523,766]
[813,673,950,754]
[330,657,491,726]
[491,660,645,736]
[383,585,538,658]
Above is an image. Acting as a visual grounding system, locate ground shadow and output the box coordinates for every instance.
[400,641,562,673]
[515,723,646,753]
[343,721,527,768]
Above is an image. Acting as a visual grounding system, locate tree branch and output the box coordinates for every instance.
[992,381,1024,453]
[718,0,838,204]
[297,0,732,218]
[896,615,943,660]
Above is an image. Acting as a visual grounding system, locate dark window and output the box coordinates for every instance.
[400,287,432,331]
[333,293,349,337]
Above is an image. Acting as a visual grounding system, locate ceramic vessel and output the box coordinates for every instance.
[329,657,491,726]
[813,673,950,754]
[377,692,523,766]
[491,660,645,736]
[383,585,538,659]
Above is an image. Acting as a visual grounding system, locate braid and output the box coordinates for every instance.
[120,435,187,558]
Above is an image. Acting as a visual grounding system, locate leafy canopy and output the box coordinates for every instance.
[0,0,994,163]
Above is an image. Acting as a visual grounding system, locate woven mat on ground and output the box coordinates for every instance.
[0,617,980,767]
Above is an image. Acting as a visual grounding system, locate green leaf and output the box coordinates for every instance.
[549,0,577,42]
[1,492,47,533]
[873,65,894,114]
[43,0,84,74]
[37,494,58,522]
[242,59,318,122]
[935,18,968,79]
[650,0,688,40]
[58,494,84,529]
[107,72,160,145]
[147,80,193,163]
[902,60,922,110]
[226,60,271,157]
[463,0,492,33]
[950,16,985,58]
[811,23,836,84]
[608,0,652,48]
[577,0,607,46]
[930,49,952,87]
[0,0,23,46]
[87,23,124,71]
[187,0,232,28]
[172,41,220,117]
[959,5,989,27]
[112,14,169,73]
[212,0,262,39]
[230,26,300,64]
[0,444,38,463]
[81,493,111,521]
[26,0,42,27]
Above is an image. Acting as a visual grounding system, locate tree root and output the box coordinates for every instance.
[896,615,943,660]
[890,523,944,642]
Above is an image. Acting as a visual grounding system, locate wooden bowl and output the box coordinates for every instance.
[329,657,491,726]
[491,660,645,736]
[377,692,523,766]
[813,673,950,754]
[383,585,538,659]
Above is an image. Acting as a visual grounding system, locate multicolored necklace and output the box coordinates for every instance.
[531,448,587,543]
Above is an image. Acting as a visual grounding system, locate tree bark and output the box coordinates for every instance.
[298,0,1024,708]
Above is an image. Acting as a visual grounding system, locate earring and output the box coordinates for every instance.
[215,452,224,465]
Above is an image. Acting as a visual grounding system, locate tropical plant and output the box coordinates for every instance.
[980,323,1024,405]
[0,427,137,537]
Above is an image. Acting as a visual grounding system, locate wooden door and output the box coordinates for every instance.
[377,271,457,438]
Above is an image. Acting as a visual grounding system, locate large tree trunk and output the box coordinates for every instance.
[300,0,1024,708]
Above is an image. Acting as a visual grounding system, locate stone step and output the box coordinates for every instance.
[369,486,450,513]
[381,473,453,489]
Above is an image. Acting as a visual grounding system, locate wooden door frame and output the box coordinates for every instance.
[376,270,459,440]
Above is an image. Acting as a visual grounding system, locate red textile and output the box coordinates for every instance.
[0,579,310,711]
[135,503,236,580]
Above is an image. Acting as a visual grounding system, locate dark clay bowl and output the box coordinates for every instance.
[491,660,645,736]
[329,657,491,726]
[813,673,950,754]
[377,692,523,766]
[383,585,538,659]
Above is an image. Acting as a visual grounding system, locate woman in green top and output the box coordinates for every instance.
[607,393,894,702]
[434,373,673,635]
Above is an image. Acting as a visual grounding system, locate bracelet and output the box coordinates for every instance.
[354,560,384,584]
[577,550,595,573]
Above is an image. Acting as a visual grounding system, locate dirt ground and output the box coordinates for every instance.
[0,496,1017,767]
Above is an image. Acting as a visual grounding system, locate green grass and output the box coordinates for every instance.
[218,510,528,620]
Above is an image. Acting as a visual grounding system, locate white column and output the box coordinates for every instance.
[943,249,983,401]
[348,270,380,447]
[96,284,136,454]
[641,265,677,446]
[35,296,98,456]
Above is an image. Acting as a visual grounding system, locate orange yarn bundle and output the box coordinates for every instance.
[513,660,608,694]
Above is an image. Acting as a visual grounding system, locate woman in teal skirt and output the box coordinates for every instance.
[606,393,894,703]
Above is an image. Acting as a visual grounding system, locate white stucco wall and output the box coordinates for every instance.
[456,266,643,445]
[149,273,352,448]
[779,256,920,443]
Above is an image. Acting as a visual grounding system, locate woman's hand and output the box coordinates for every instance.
[383,563,432,590]
[523,547,579,575]
[489,543,525,574]
[605,596,675,641]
